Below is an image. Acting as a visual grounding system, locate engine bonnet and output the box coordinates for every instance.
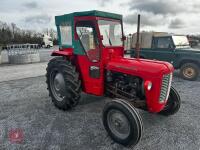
[106,57,174,78]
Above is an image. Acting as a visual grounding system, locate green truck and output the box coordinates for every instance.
[130,32,200,81]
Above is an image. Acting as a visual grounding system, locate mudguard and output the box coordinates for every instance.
[51,48,73,56]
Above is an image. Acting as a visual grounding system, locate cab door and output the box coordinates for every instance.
[74,19,104,96]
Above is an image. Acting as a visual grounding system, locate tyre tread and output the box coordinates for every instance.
[46,57,81,110]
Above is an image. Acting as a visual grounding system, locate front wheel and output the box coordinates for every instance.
[159,87,181,116]
[102,99,143,147]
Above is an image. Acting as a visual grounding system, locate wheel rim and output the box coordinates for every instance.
[50,70,66,101]
[183,67,195,79]
[107,109,130,139]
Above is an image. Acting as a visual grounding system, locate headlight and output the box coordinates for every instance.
[144,81,153,91]
[147,82,152,90]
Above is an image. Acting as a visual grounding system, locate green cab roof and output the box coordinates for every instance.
[55,10,122,25]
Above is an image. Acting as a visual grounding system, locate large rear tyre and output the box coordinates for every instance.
[159,86,181,116]
[46,57,81,110]
[102,99,143,147]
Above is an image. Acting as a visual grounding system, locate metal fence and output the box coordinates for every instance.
[6,44,40,56]
[5,44,40,64]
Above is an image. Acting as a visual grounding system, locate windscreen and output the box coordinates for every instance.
[172,36,190,48]
[98,20,123,46]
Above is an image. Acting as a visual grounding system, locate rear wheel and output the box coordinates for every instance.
[46,57,81,110]
[180,63,199,81]
[102,99,143,147]
[159,87,181,116]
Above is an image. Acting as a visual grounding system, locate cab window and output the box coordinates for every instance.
[98,20,123,46]
[76,21,100,62]
[60,24,72,45]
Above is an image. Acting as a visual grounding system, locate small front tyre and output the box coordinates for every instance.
[102,99,143,147]
[159,86,181,116]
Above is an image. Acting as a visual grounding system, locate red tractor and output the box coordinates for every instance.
[46,10,181,147]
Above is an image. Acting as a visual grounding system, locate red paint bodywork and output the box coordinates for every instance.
[52,16,174,113]
[51,48,73,56]
[106,55,174,112]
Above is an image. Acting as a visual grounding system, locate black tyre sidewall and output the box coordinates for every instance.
[49,66,70,109]
[159,87,181,116]
[46,57,81,110]
[103,100,142,146]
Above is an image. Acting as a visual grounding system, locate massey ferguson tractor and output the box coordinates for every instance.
[46,10,181,147]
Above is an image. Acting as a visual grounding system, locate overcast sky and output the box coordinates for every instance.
[0,0,200,35]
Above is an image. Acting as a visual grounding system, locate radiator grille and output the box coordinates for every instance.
[159,73,172,103]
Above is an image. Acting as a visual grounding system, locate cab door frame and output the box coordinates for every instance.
[74,16,105,96]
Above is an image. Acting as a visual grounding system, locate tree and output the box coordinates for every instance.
[0,21,43,46]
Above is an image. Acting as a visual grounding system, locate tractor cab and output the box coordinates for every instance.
[55,10,124,56]
[54,11,125,95]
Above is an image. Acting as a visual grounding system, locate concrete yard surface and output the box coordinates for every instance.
[0,62,47,82]
[0,73,200,149]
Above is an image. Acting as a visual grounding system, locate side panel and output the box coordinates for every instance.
[76,55,104,96]
[76,46,124,96]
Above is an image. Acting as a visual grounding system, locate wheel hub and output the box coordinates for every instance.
[54,74,64,91]
[50,72,66,101]
[183,67,195,78]
[54,73,66,95]
[107,109,130,139]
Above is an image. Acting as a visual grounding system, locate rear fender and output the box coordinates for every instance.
[51,48,73,57]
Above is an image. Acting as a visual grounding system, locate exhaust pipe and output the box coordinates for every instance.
[135,14,140,59]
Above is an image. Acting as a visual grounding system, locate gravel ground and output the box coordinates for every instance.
[0,62,46,82]
[0,73,200,150]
